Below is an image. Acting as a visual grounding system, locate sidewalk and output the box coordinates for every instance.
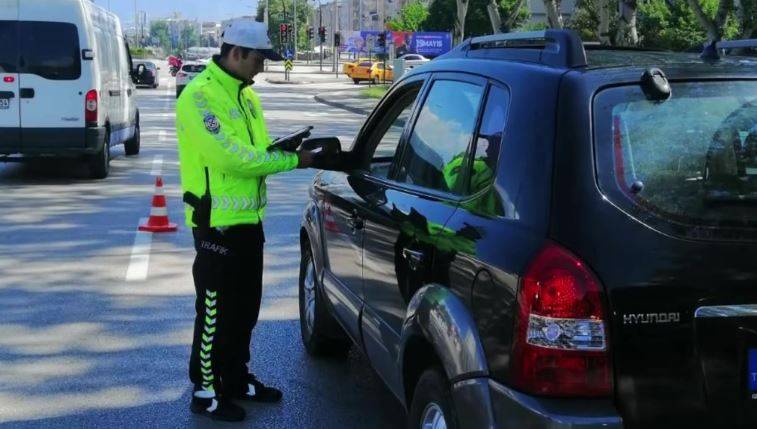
[313,87,380,115]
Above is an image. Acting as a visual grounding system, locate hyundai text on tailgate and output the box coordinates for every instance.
[297,30,757,429]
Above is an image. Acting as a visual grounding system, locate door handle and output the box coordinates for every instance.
[346,211,364,231]
[20,88,34,99]
[402,248,426,271]
[109,90,121,97]
[127,89,133,97]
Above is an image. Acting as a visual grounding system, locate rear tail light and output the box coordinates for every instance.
[511,242,612,397]
[85,89,98,125]
[3,76,14,83]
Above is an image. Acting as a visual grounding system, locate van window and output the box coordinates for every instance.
[19,21,81,80]
[0,21,19,73]
[594,81,757,241]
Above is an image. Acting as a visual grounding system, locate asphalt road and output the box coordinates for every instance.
[0,66,404,428]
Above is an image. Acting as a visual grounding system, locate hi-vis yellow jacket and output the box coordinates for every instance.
[176,59,299,227]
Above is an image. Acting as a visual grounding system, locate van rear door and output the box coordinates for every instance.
[18,0,88,153]
[0,18,20,154]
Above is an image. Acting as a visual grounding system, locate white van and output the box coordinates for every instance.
[0,0,139,179]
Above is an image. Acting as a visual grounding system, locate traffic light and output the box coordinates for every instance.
[279,24,288,43]
[287,23,294,39]
[318,26,326,43]
[334,32,341,47]
[307,26,313,40]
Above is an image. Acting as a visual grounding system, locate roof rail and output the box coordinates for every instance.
[701,38,757,61]
[445,29,587,68]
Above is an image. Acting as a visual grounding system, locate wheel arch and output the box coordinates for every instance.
[399,284,489,407]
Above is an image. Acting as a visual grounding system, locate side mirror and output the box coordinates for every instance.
[301,137,351,172]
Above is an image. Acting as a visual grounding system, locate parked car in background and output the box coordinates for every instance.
[175,61,207,98]
[0,0,140,179]
[132,60,159,88]
[299,30,757,429]
[399,53,429,68]
[350,62,393,84]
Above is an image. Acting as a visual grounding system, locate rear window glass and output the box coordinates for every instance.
[20,21,81,80]
[182,64,206,73]
[594,81,757,241]
[0,21,19,73]
[358,62,372,67]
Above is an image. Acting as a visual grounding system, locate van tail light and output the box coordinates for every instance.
[3,76,14,83]
[511,242,612,397]
[85,90,98,125]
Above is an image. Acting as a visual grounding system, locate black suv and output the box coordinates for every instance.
[298,30,757,428]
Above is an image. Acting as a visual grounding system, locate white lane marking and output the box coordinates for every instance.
[126,218,153,282]
[150,154,164,176]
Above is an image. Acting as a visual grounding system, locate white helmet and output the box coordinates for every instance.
[222,18,283,61]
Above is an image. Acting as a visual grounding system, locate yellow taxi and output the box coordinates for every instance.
[343,58,371,77]
[350,61,393,84]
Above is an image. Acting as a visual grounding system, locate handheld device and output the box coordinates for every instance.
[268,126,314,152]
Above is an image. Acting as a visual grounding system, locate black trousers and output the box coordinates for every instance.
[189,223,264,396]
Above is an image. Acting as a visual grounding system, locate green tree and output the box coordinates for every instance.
[257,0,314,53]
[180,25,200,51]
[424,0,528,37]
[388,1,430,31]
[150,21,171,53]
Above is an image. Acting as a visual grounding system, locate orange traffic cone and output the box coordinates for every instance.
[139,176,178,233]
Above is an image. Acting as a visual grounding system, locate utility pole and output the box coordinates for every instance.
[319,2,323,71]
[293,0,297,59]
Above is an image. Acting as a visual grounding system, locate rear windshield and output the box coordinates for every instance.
[358,62,372,67]
[594,81,757,241]
[0,20,81,80]
[182,64,206,73]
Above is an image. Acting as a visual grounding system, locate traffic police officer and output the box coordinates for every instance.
[176,19,315,421]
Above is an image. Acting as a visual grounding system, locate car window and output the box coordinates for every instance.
[359,62,372,67]
[182,64,206,73]
[366,85,422,178]
[468,85,508,195]
[0,21,19,73]
[19,21,81,80]
[594,81,757,240]
[395,80,484,195]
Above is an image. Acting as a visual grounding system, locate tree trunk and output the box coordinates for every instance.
[687,0,733,42]
[502,0,527,31]
[543,0,564,29]
[597,0,612,45]
[734,0,755,39]
[456,0,469,42]
[615,0,639,46]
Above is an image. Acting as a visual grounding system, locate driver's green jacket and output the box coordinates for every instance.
[176,60,299,227]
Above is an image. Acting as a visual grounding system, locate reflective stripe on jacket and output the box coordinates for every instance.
[176,59,299,227]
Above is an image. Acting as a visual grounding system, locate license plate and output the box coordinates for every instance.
[748,349,757,397]
[0,99,9,110]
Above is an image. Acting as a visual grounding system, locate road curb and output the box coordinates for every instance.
[313,94,371,115]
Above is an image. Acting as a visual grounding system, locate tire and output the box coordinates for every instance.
[353,78,360,85]
[88,128,110,179]
[299,243,350,356]
[408,367,459,429]
[124,118,140,156]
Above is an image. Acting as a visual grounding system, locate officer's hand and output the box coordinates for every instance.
[297,150,316,169]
